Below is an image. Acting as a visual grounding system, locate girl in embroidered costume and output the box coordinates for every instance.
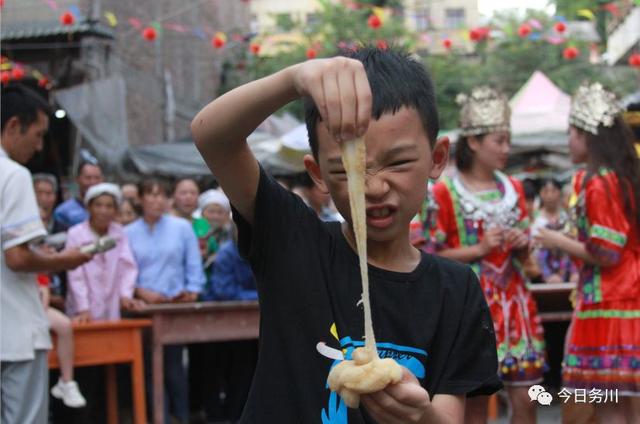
[427,87,545,424]
[532,178,579,284]
[536,82,640,422]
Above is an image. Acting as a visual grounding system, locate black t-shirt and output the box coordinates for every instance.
[233,166,502,424]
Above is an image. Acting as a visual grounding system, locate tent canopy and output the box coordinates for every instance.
[125,120,311,178]
[510,70,571,138]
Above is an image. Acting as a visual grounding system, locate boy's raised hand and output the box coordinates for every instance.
[292,57,372,144]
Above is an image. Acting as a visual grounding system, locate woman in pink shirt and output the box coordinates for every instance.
[66,183,142,321]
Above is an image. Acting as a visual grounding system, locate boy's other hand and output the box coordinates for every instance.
[361,367,430,424]
[292,57,372,143]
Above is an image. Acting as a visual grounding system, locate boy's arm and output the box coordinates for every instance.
[191,58,371,224]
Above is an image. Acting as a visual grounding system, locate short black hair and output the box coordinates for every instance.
[1,84,51,132]
[539,177,562,192]
[304,46,439,161]
[173,177,199,194]
[77,160,102,176]
[139,178,171,198]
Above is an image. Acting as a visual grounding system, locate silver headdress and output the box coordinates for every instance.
[456,86,511,137]
[569,82,622,135]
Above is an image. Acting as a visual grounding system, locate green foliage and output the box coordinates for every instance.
[228,3,637,130]
[553,0,600,19]
[274,13,296,32]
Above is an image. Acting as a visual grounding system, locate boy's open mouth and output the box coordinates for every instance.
[365,205,397,229]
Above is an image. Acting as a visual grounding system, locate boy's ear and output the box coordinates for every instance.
[303,154,329,194]
[429,136,450,180]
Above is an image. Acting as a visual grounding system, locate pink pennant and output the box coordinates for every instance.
[546,36,565,45]
[128,17,142,29]
[528,19,543,30]
[43,0,58,10]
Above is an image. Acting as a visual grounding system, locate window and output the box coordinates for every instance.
[306,13,320,26]
[445,8,465,29]
[414,7,431,31]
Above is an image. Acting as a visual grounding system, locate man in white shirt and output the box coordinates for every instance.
[1,85,91,423]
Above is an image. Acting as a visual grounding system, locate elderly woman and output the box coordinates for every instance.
[65,183,141,322]
[193,189,232,265]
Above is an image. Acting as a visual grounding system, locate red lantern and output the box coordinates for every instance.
[376,39,388,50]
[11,67,25,80]
[1,71,10,85]
[554,22,567,33]
[60,11,75,26]
[211,35,225,49]
[629,53,640,68]
[563,46,580,60]
[250,43,260,55]
[518,24,532,38]
[367,14,382,29]
[142,27,157,41]
[469,28,482,42]
[306,48,317,59]
[442,38,452,49]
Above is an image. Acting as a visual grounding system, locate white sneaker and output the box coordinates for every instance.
[50,379,87,408]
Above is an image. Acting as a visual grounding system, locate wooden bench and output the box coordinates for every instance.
[48,319,150,424]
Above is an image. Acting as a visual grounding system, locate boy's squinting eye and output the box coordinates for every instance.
[388,159,416,169]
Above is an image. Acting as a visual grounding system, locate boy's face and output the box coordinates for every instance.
[305,107,448,243]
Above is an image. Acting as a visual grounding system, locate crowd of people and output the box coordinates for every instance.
[2,46,640,424]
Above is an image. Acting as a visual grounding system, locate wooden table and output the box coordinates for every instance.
[135,301,260,424]
[528,282,576,322]
[48,319,150,424]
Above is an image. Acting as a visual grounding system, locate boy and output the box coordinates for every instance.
[192,47,501,423]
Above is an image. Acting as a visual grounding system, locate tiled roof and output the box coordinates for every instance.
[1,21,114,41]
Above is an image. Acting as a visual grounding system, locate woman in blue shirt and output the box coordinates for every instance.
[126,178,205,424]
